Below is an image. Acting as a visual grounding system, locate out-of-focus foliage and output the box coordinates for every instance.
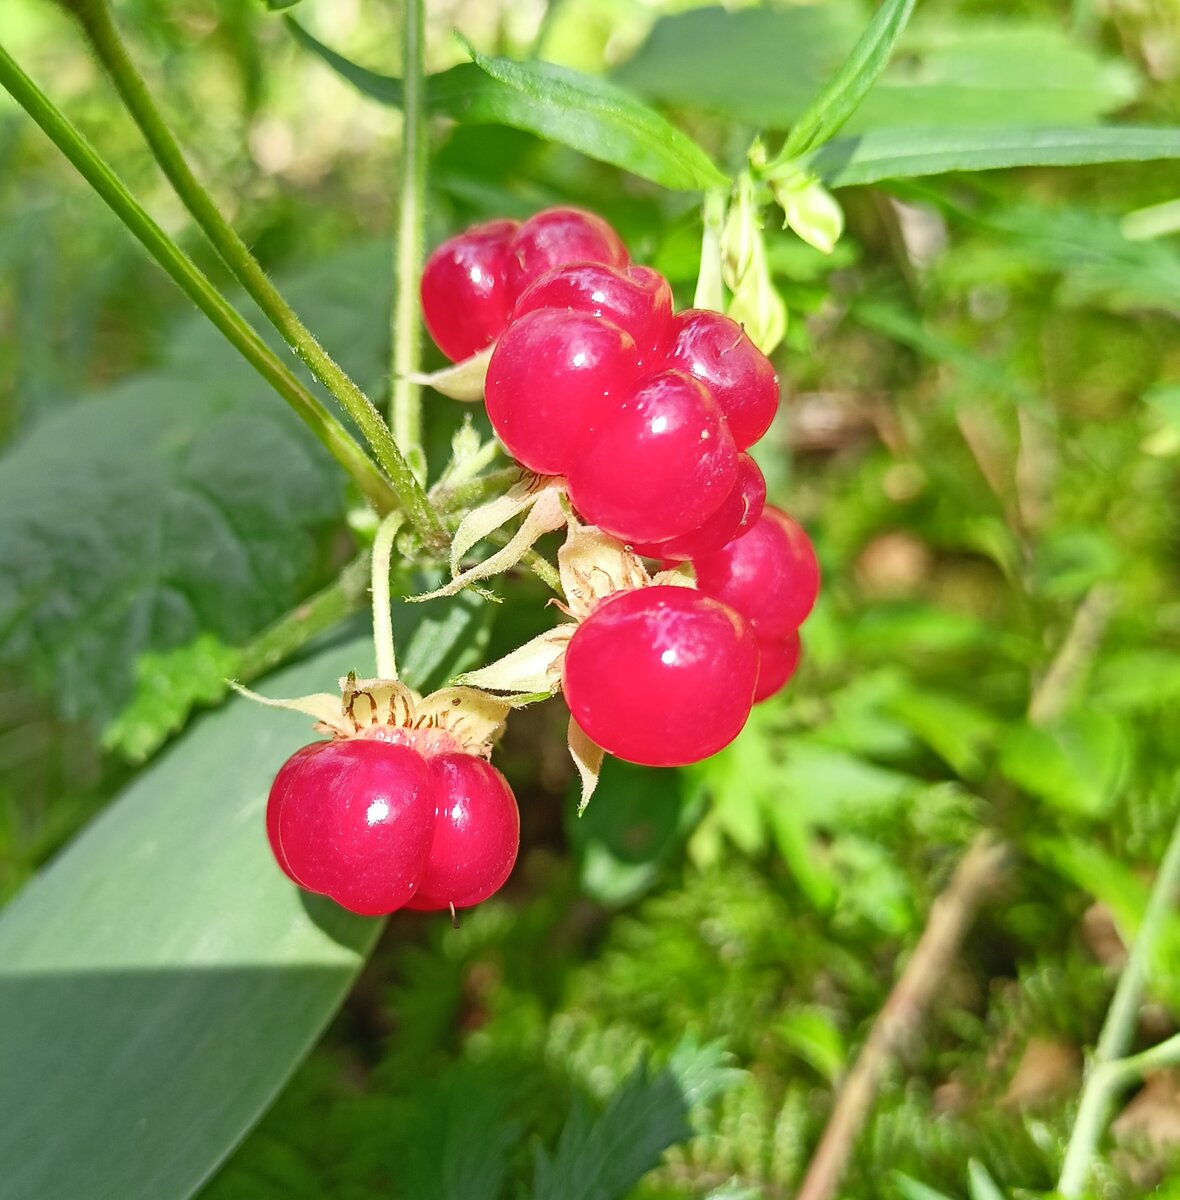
[3,0,1180,1197]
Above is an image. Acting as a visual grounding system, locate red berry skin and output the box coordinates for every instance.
[754,631,801,703]
[566,370,739,544]
[512,262,673,356]
[693,507,820,640]
[562,585,759,767]
[266,742,327,886]
[270,739,440,916]
[421,219,519,362]
[485,308,639,475]
[506,207,629,295]
[663,310,779,450]
[643,453,767,562]
[404,755,520,911]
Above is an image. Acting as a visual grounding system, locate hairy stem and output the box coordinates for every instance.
[371,513,404,680]
[390,0,428,477]
[0,41,400,511]
[1058,804,1180,1195]
[60,1,447,547]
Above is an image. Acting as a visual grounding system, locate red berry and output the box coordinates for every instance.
[754,631,801,703]
[663,310,778,450]
[507,207,629,295]
[486,308,640,475]
[566,370,738,544]
[267,738,440,916]
[421,219,519,361]
[692,507,819,640]
[562,585,759,767]
[405,755,520,911]
[512,262,673,356]
[645,453,766,562]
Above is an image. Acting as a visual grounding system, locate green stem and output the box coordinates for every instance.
[432,466,524,515]
[1058,803,1180,1196]
[0,39,399,512]
[390,0,428,478]
[371,513,404,680]
[694,186,728,311]
[60,1,447,548]
[522,548,562,593]
[236,551,372,681]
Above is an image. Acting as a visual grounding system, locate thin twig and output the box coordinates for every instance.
[371,513,404,680]
[795,585,1116,1200]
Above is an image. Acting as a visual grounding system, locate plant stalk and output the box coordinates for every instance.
[1058,803,1180,1196]
[371,513,404,680]
[60,1,447,547]
[390,0,429,478]
[0,40,400,512]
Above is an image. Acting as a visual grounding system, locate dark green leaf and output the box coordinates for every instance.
[264,0,305,9]
[0,634,381,1200]
[778,0,917,161]
[0,249,388,729]
[801,126,1180,188]
[286,21,727,191]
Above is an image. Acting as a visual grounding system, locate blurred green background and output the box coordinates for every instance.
[2,0,1180,1197]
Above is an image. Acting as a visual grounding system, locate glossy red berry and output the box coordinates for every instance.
[506,206,629,295]
[566,369,738,544]
[405,755,520,911]
[754,631,801,703]
[644,453,766,562]
[267,738,440,916]
[692,507,820,640]
[663,309,779,450]
[562,585,759,767]
[421,219,519,362]
[512,262,673,356]
[485,308,639,475]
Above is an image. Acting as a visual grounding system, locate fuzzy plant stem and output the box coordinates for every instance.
[1057,804,1180,1196]
[371,513,404,680]
[0,39,402,514]
[60,0,447,548]
[390,0,428,479]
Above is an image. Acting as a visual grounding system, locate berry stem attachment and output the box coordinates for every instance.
[390,0,429,479]
[0,40,401,514]
[23,9,450,548]
[371,512,405,681]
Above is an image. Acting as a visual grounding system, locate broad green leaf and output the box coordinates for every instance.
[0,249,389,729]
[801,126,1180,189]
[532,1040,737,1200]
[0,635,380,1200]
[777,0,917,161]
[286,22,726,191]
[618,7,1138,132]
[998,711,1130,817]
[1093,651,1180,712]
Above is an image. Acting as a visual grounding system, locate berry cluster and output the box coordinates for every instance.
[265,686,518,916]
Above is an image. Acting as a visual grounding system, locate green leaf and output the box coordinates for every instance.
[0,633,382,1200]
[533,1040,737,1200]
[618,7,1138,132]
[998,711,1130,817]
[778,0,917,161]
[264,0,304,8]
[894,1174,958,1200]
[887,688,998,780]
[286,21,726,191]
[966,1159,1007,1200]
[0,248,389,729]
[801,126,1180,188]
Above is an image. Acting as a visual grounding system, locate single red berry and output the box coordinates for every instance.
[692,506,820,640]
[643,453,766,562]
[562,585,759,767]
[506,206,629,295]
[485,308,639,475]
[267,738,440,916]
[754,631,801,703]
[566,370,738,544]
[421,219,519,362]
[404,755,520,911]
[512,262,673,356]
[663,310,778,450]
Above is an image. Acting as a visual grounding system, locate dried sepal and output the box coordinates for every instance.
[406,344,493,401]
[415,687,512,757]
[651,563,697,590]
[557,521,654,620]
[456,624,574,695]
[228,683,350,734]
[567,716,605,814]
